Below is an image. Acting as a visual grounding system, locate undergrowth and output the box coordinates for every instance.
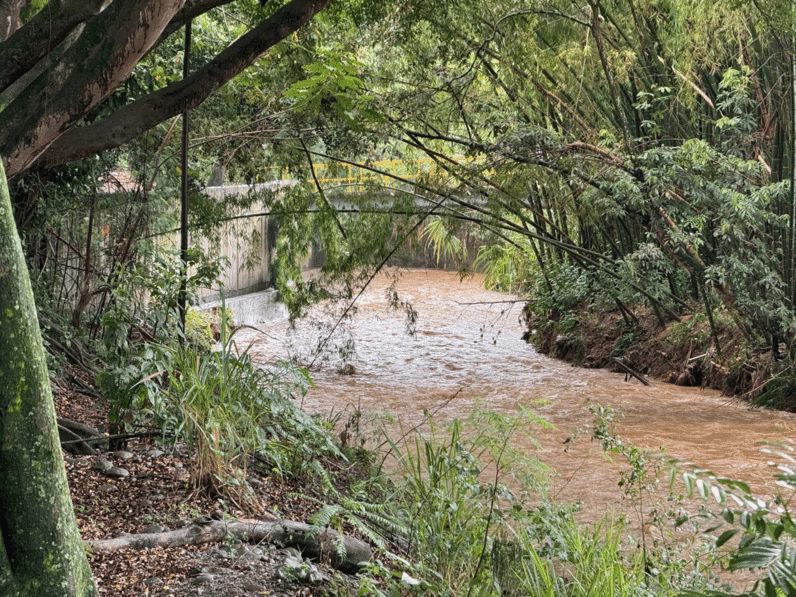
[351,402,796,596]
[111,303,344,508]
[309,405,737,597]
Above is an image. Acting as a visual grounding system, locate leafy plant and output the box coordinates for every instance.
[672,440,796,597]
[380,408,548,595]
[184,308,216,353]
[513,512,660,597]
[284,50,377,130]
[611,333,637,358]
[421,216,467,269]
[135,305,344,504]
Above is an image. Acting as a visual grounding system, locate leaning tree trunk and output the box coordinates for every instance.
[0,160,97,596]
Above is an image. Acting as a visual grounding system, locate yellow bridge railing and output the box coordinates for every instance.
[260,157,478,193]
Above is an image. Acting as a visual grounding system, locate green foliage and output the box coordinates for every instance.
[472,238,538,294]
[147,324,343,491]
[94,248,227,428]
[668,314,711,348]
[184,309,215,353]
[611,332,637,358]
[668,440,796,597]
[420,216,466,268]
[523,263,593,347]
[306,492,404,557]
[99,299,343,504]
[337,404,732,597]
[284,51,378,130]
[566,405,730,593]
[379,408,549,594]
[752,369,796,410]
[512,512,656,597]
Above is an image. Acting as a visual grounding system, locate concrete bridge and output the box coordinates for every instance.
[195,159,481,314]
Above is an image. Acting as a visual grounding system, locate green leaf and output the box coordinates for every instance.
[683,472,694,497]
[729,537,780,570]
[716,528,740,548]
[697,478,710,500]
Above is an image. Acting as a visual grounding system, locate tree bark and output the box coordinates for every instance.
[0,0,110,95]
[30,0,334,176]
[156,0,232,43]
[0,0,187,178]
[88,518,372,573]
[0,0,26,42]
[0,162,97,595]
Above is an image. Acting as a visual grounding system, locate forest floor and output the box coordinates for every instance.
[54,365,361,597]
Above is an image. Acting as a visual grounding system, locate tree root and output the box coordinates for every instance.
[86,517,372,573]
[57,417,107,455]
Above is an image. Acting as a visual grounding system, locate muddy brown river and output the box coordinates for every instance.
[236,268,796,532]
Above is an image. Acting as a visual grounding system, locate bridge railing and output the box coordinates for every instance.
[261,157,479,194]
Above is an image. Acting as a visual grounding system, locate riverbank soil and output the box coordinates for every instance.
[527,302,782,405]
[53,365,363,597]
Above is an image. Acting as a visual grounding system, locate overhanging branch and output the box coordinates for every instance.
[29,0,334,175]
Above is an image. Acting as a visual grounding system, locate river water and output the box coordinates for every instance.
[236,269,796,530]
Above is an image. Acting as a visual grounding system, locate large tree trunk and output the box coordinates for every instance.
[0,161,97,596]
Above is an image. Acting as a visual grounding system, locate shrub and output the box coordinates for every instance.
[132,313,343,504]
[185,308,214,352]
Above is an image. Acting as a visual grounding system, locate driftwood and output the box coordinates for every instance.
[611,357,653,387]
[87,517,372,573]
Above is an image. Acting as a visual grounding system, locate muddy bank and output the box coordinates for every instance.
[526,303,785,407]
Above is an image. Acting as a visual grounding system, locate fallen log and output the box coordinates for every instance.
[86,517,372,573]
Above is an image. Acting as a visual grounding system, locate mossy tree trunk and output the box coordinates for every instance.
[0,160,97,595]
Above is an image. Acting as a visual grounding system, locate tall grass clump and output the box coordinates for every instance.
[512,512,655,596]
[358,409,547,595]
[142,309,342,507]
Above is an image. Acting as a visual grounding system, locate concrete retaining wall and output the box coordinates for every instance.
[198,288,287,327]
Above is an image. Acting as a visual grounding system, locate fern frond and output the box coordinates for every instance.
[308,503,342,528]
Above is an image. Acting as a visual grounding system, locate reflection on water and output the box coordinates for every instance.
[237,268,796,523]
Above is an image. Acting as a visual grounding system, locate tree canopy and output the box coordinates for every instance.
[0,0,335,179]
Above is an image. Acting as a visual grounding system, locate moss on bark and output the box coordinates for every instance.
[0,160,97,596]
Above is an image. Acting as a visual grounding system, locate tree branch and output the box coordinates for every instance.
[88,518,372,573]
[1,0,187,178]
[27,0,335,176]
[0,0,109,95]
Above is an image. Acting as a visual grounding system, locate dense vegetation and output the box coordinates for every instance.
[21,0,796,406]
[7,0,796,595]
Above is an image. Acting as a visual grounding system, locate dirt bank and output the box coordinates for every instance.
[525,303,788,408]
